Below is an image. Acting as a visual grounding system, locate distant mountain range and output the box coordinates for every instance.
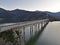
[46,11,60,20]
[0,8,48,23]
[0,8,60,23]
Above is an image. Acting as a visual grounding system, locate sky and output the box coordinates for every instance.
[0,0,60,12]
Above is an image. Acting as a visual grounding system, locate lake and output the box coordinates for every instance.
[35,21,60,45]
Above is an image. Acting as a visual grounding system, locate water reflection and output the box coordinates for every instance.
[35,21,60,45]
[24,23,48,45]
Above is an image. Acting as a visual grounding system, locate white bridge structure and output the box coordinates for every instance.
[0,19,49,45]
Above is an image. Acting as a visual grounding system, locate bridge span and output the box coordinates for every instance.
[0,19,49,45]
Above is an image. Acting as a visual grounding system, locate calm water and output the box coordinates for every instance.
[24,21,60,45]
[35,21,60,45]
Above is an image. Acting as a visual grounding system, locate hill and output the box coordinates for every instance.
[0,8,48,23]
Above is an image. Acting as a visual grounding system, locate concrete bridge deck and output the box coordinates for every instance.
[0,19,49,33]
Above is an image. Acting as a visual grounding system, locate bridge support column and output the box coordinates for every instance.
[44,21,45,25]
[17,27,25,45]
[34,24,38,34]
[41,22,43,30]
[22,26,25,45]
[18,28,24,45]
[12,27,25,45]
[43,21,45,27]
[30,25,33,37]
[44,21,46,25]
[37,23,40,31]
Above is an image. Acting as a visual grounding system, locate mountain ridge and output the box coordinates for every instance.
[0,8,60,23]
[0,8,48,23]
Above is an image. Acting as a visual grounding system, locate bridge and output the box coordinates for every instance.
[0,19,49,45]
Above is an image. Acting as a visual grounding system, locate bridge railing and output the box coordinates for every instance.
[0,19,49,32]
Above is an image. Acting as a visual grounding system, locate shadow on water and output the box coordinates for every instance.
[26,22,49,45]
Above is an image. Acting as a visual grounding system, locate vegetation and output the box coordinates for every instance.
[15,31,19,36]
[0,30,15,42]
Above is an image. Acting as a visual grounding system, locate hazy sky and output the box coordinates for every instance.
[0,0,60,12]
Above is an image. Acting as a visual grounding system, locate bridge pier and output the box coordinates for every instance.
[41,22,43,30]
[37,23,40,31]
[22,26,25,45]
[16,27,25,45]
[30,25,33,37]
[11,27,25,45]
[34,24,38,34]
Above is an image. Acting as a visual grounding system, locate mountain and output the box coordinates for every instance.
[0,8,48,23]
[0,8,18,23]
[11,9,48,21]
[46,11,60,21]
